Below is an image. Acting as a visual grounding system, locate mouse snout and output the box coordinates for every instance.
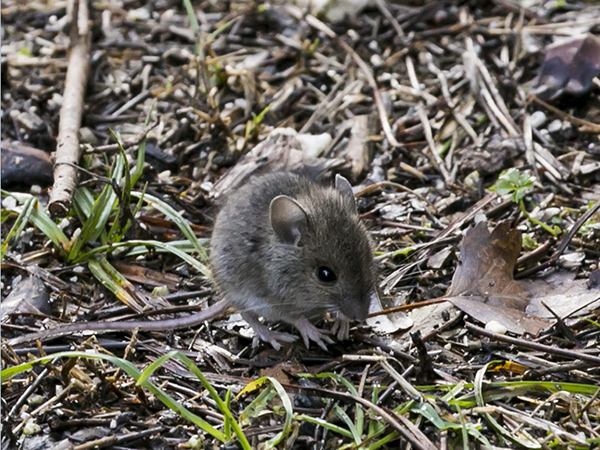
[342,295,371,321]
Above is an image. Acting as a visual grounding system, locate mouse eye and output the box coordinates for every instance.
[316,266,337,285]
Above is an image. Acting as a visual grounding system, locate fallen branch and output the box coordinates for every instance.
[48,0,91,217]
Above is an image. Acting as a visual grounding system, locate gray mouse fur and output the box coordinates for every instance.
[210,171,375,350]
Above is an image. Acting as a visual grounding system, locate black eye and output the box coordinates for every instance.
[316,266,337,284]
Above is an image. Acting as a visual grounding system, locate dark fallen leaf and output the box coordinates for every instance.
[445,221,551,334]
[1,140,53,188]
[448,221,528,310]
[145,140,178,172]
[1,275,51,322]
[534,33,600,101]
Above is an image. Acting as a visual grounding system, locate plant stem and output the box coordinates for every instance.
[519,199,558,236]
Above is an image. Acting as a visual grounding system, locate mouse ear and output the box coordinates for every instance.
[270,195,309,246]
[335,174,357,213]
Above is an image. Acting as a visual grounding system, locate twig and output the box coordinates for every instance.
[286,6,401,148]
[466,323,600,365]
[48,0,91,217]
[84,123,157,154]
[405,56,451,181]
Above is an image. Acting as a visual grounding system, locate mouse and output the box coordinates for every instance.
[8,172,375,350]
[209,171,375,350]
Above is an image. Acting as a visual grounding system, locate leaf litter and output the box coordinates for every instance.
[1,0,600,449]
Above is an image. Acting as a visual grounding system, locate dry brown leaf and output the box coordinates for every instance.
[447,221,528,310]
[440,221,599,335]
[1,275,51,322]
[534,33,600,101]
[211,128,346,198]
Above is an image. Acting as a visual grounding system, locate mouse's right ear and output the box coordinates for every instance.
[270,195,309,246]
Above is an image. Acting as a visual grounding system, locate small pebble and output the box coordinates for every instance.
[485,320,507,334]
[530,111,547,128]
[547,119,562,134]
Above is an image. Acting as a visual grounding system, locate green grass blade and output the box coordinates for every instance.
[296,415,354,439]
[224,389,233,441]
[88,258,142,309]
[474,363,541,449]
[73,187,97,219]
[1,196,35,261]
[238,376,294,449]
[69,152,126,261]
[309,372,364,437]
[240,384,277,425]
[131,192,208,261]
[135,351,251,450]
[1,351,227,442]
[69,184,117,261]
[73,240,210,277]
[182,0,199,33]
[334,404,361,444]
[1,191,70,255]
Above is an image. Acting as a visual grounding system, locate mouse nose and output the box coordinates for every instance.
[343,295,370,321]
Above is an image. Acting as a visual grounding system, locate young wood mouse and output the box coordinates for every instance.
[210,171,375,350]
[9,172,375,350]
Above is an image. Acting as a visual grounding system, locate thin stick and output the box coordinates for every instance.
[286,6,401,148]
[48,0,91,217]
[466,323,600,365]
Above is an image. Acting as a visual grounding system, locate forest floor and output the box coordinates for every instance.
[1,1,600,449]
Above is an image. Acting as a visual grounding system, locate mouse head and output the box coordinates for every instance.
[268,175,375,321]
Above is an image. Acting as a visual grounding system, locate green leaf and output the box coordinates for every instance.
[1,191,70,256]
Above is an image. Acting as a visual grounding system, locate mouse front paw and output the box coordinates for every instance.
[294,317,334,351]
[242,312,298,350]
[331,316,350,341]
[251,330,298,351]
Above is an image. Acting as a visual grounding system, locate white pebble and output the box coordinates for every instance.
[485,320,507,334]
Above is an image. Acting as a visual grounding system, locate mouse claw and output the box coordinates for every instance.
[251,333,292,351]
[242,312,298,350]
[331,316,350,341]
[252,327,298,351]
[294,317,334,351]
